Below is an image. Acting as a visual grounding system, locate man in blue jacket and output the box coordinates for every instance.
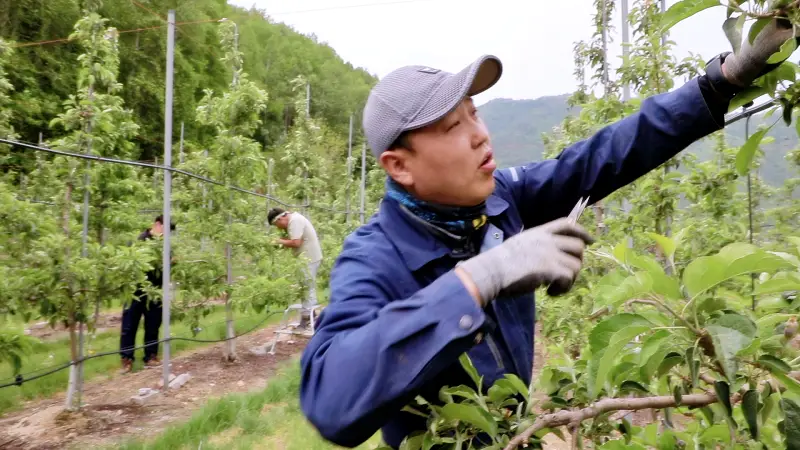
[299,16,799,449]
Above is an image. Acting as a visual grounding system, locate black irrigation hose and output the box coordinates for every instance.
[0,138,352,214]
[0,307,271,386]
[0,310,284,390]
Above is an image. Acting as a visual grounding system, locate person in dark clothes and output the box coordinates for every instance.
[119,214,176,374]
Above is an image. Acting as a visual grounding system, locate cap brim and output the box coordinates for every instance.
[405,54,503,131]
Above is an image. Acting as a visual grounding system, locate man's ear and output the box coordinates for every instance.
[379,149,414,188]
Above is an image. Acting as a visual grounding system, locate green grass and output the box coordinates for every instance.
[110,358,384,450]
[0,303,283,416]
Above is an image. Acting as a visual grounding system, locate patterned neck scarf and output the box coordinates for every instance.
[385,178,489,239]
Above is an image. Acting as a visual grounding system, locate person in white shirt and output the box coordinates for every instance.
[268,208,323,329]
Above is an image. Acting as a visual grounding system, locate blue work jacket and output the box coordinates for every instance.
[299,76,726,449]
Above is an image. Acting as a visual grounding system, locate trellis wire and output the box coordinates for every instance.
[0,137,356,214]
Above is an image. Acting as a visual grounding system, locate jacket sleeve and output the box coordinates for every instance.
[494,76,727,229]
[298,235,490,448]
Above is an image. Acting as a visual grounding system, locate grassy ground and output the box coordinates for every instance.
[111,358,385,450]
[0,303,284,416]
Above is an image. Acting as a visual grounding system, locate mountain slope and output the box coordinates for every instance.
[478,95,798,187]
[478,95,575,168]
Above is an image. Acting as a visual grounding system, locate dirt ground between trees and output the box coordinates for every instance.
[0,323,308,450]
[2,319,658,450]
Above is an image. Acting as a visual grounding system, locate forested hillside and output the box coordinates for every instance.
[0,0,377,165]
[480,93,799,187]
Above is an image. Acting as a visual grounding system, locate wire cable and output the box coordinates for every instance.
[9,20,224,49]
[1,138,354,214]
[0,308,266,385]
[0,310,285,390]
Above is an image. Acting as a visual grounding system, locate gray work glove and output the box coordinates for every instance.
[458,218,595,306]
[723,8,800,87]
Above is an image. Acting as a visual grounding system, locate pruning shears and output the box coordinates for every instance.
[567,196,590,224]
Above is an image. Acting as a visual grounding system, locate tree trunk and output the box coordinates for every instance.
[62,180,81,411]
[223,212,236,362]
[65,315,81,411]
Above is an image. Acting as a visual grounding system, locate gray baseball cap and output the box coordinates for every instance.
[362,54,503,158]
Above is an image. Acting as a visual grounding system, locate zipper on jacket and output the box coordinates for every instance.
[485,334,505,370]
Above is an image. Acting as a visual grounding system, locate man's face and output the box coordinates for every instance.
[275,215,290,230]
[380,97,496,207]
[152,221,163,236]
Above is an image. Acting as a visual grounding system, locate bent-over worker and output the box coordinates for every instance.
[269,208,323,329]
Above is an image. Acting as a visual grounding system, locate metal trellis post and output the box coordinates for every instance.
[346,114,353,223]
[161,9,176,391]
[360,142,366,224]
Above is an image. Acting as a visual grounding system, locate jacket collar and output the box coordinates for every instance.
[379,188,509,272]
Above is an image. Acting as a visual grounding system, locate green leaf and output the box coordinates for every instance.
[758,355,792,374]
[440,403,498,436]
[439,385,480,403]
[399,433,425,450]
[598,272,654,309]
[687,347,700,387]
[748,17,771,45]
[742,389,759,440]
[501,373,529,400]
[757,313,797,339]
[640,330,674,380]
[796,112,800,139]
[726,0,740,18]
[767,36,799,64]
[660,0,721,33]
[598,441,647,450]
[722,15,745,54]
[779,399,800,449]
[658,430,678,450]
[755,272,800,295]
[736,125,773,175]
[487,384,514,404]
[588,314,654,398]
[683,242,794,298]
[458,353,483,391]
[620,380,651,394]
[775,61,799,83]
[762,392,778,425]
[700,406,716,426]
[729,86,770,111]
[421,434,437,450]
[705,313,757,382]
[772,371,800,398]
[657,353,684,378]
[646,232,676,261]
[673,384,683,406]
[700,423,732,445]
[714,381,734,419]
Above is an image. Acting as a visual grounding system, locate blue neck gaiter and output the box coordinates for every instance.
[385,178,489,238]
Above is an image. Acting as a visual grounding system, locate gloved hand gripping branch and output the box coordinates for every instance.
[458,198,594,307]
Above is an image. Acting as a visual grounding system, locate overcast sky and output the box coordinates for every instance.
[226,0,747,106]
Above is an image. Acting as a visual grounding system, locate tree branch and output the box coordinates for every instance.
[504,393,717,450]
[625,298,702,336]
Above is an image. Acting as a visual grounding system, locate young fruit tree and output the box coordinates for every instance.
[31,8,153,411]
[189,19,304,360]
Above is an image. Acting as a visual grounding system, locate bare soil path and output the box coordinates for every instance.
[0,323,308,450]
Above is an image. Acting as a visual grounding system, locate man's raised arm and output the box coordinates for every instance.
[495,19,800,228]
